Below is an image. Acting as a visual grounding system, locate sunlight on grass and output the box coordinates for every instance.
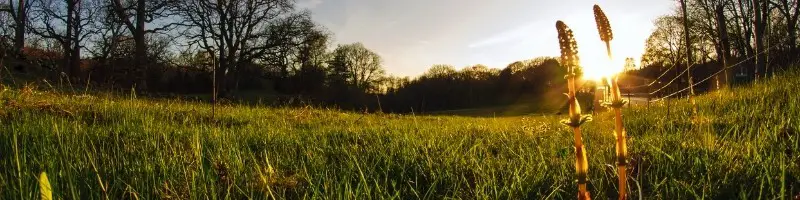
[0,70,797,199]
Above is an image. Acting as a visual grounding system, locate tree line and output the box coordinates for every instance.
[0,0,798,114]
[631,0,799,97]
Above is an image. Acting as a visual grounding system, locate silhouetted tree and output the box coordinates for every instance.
[328,43,385,92]
[752,0,768,78]
[642,15,689,67]
[176,0,313,96]
[28,0,100,78]
[289,28,330,94]
[1,0,30,71]
[770,0,799,56]
[110,0,177,90]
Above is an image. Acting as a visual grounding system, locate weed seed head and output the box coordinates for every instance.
[556,21,581,74]
[593,5,613,43]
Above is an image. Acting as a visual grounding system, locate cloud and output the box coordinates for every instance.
[467,23,539,49]
[297,0,324,9]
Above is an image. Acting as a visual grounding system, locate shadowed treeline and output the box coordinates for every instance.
[378,58,569,113]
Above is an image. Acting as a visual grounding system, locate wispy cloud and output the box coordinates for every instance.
[309,0,673,76]
[297,0,324,9]
[468,23,539,49]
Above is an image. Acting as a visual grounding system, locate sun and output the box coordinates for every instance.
[559,16,643,82]
[579,48,626,82]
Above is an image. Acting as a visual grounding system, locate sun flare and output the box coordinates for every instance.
[580,49,626,81]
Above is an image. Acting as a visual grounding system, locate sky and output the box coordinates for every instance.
[297,0,677,78]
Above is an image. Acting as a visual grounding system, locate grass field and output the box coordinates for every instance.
[1,71,799,199]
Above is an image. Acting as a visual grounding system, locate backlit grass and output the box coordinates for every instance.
[0,70,799,199]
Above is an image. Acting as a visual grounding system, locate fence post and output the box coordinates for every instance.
[209,50,217,120]
[627,92,632,108]
[647,84,651,108]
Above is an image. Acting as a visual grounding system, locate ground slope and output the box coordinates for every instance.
[0,71,798,199]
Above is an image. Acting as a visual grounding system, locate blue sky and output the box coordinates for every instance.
[298,0,677,77]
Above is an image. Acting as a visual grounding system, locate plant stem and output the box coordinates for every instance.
[574,127,590,199]
[605,40,628,200]
[567,68,590,199]
[610,76,628,200]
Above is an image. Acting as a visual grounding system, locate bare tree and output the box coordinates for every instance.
[769,0,799,56]
[110,0,177,90]
[294,28,330,73]
[261,11,319,91]
[0,3,13,39]
[716,3,733,87]
[752,0,769,78]
[730,0,755,61]
[87,2,125,64]
[28,0,100,78]
[1,0,30,68]
[692,0,724,56]
[329,43,385,92]
[423,64,457,79]
[175,0,311,95]
[289,27,331,93]
[642,16,687,67]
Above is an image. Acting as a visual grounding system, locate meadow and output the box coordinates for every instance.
[0,70,799,199]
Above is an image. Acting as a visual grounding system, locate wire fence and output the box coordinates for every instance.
[647,63,693,96]
[620,62,682,90]
[648,39,788,102]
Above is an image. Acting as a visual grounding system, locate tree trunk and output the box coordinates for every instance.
[135,0,147,90]
[111,0,146,89]
[216,51,229,98]
[716,4,733,87]
[71,0,82,79]
[13,0,26,61]
[789,23,798,57]
[784,0,799,59]
[737,0,755,75]
[65,0,75,77]
[752,0,766,80]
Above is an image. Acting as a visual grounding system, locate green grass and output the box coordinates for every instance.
[0,71,799,199]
